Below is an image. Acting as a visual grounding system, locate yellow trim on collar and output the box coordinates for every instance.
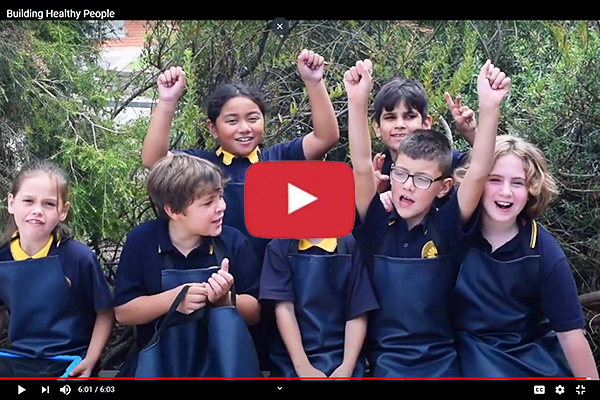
[216,146,259,166]
[530,220,538,249]
[10,234,53,261]
[298,238,338,253]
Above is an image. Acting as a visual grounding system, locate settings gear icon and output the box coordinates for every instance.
[555,385,565,395]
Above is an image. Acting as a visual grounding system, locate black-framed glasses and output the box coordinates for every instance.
[390,166,445,190]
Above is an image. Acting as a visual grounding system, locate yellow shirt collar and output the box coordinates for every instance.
[10,233,54,261]
[216,146,259,166]
[298,238,338,253]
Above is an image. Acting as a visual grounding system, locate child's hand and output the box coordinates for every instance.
[68,357,96,377]
[380,190,394,213]
[297,49,325,84]
[477,60,511,108]
[329,363,353,378]
[373,153,390,193]
[444,93,477,137]
[296,363,327,378]
[207,258,234,306]
[343,59,373,104]
[157,66,186,103]
[176,283,208,315]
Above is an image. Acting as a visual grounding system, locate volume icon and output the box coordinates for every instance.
[60,385,71,395]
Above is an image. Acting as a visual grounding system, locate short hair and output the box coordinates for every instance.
[147,154,227,219]
[373,78,429,124]
[207,83,266,124]
[396,129,453,177]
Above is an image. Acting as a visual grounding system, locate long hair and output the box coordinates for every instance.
[455,135,558,218]
[1,160,71,245]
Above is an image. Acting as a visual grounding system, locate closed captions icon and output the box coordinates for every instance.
[534,385,545,394]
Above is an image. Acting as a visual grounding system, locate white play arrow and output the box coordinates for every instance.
[288,183,318,214]
[18,386,26,395]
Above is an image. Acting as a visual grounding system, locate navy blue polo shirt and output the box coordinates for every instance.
[466,218,584,333]
[380,147,468,194]
[114,219,260,349]
[0,236,113,343]
[353,191,479,265]
[181,137,306,183]
[259,236,379,320]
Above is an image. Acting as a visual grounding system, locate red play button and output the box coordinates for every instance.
[245,161,355,239]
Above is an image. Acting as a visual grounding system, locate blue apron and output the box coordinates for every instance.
[134,239,261,377]
[367,226,460,377]
[0,256,89,358]
[270,237,366,377]
[453,222,572,377]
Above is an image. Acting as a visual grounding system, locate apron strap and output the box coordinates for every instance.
[146,285,191,347]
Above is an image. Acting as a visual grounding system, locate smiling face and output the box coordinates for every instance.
[7,172,69,245]
[209,96,265,157]
[482,153,529,227]
[373,100,432,155]
[391,154,452,229]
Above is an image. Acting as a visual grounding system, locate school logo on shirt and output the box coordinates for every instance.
[421,240,438,258]
[245,161,354,238]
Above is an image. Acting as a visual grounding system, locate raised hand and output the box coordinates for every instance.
[343,59,373,104]
[206,258,234,306]
[444,92,477,137]
[157,66,187,103]
[373,153,390,193]
[297,49,325,83]
[477,60,511,108]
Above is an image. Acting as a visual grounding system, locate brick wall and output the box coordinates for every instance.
[105,21,148,48]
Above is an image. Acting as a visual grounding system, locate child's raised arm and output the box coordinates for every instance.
[344,60,377,222]
[457,60,511,222]
[444,92,477,147]
[141,67,187,168]
[298,49,340,160]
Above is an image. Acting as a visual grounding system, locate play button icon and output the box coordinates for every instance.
[245,161,354,239]
[18,385,26,395]
[288,183,317,214]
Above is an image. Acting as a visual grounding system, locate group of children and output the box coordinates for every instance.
[0,48,597,379]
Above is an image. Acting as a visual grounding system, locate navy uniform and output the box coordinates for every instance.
[0,233,112,359]
[353,192,478,377]
[113,219,261,376]
[453,218,583,377]
[182,139,305,371]
[260,235,379,377]
[182,138,305,263]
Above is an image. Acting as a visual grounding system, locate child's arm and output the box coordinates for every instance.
[343,60,377,222]
[445,93,477,147]
[329,313,367,378]
[69,308,114,377]
[205,258,260,325]
[457,60,511,222]
[557,329,599,379]
[298,49,340,160]
[141,67,187,168]
[115,282,208,325]
[275,301,327,377]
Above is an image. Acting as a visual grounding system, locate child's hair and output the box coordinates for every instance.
[1,160,71,245]
[147,154,228,219]
[207,83,266,124]
[373,78,429,124]
[455,135,558,219]
[396,129,453,178]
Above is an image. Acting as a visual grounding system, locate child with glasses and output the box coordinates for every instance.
[344,59,510,376]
